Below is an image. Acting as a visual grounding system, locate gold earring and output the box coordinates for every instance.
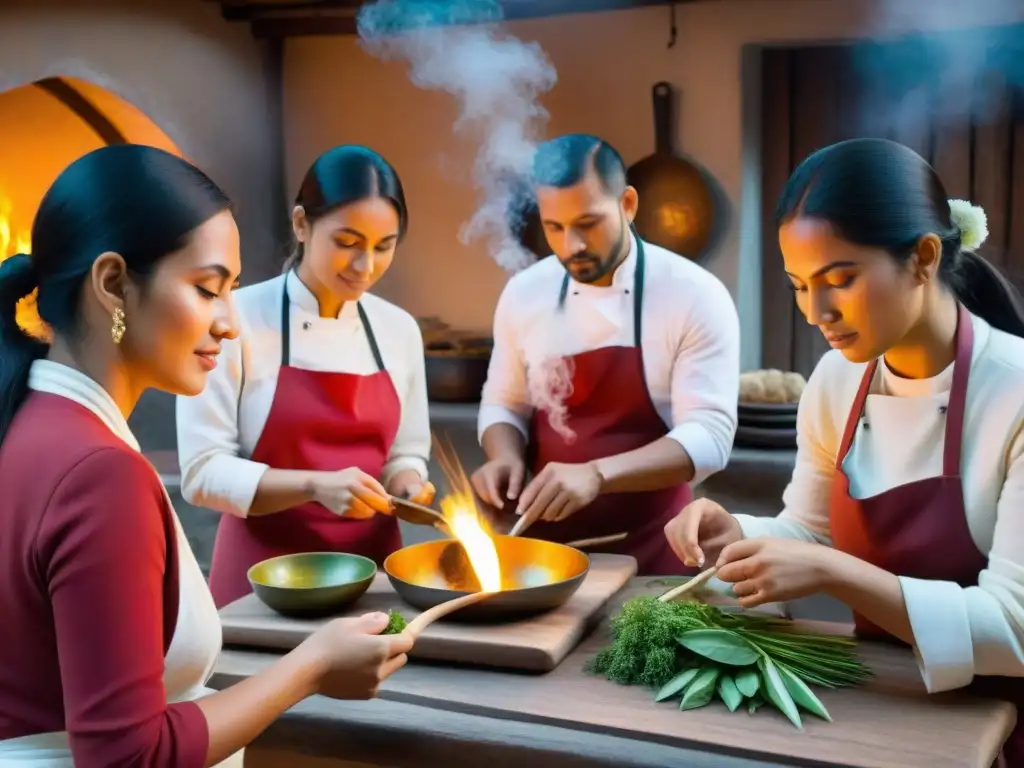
[111,308,126,345]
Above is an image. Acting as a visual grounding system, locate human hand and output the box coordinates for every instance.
[388,469,437,508]
[714,537,834,608]
[514,461,603,532]
[313,468,392,519]
[403,480,436,507]
[470,455,526,509]
[300,612,413,700]
[664,497,743,568]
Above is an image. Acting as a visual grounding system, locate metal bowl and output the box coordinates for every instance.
[247,552,377,617]
[383,535,590,622]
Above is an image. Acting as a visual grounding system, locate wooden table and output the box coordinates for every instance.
[212,580,1015,768]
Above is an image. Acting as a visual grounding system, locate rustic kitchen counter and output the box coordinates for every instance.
[211,580,1014,768]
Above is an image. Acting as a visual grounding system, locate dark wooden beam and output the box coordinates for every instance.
[234,0,678,38]
[251,15,357,36]
[222,0,362,22]
[33,77,128,146]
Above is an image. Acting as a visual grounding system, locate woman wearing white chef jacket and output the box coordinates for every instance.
[176,145,434,609]
[665,138,1024,764]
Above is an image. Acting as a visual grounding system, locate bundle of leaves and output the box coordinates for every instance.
[381,609,408,635]
[584,596,872,728]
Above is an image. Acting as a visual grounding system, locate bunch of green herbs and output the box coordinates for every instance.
[381,609,408,635]
[584,595,871,728]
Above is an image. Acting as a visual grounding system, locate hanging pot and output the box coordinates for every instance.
[627,81,718,260]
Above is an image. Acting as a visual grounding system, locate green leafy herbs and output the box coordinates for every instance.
[678,629,759,666]
[716,673,743,712]
[381,609,407,635]
[679,666,719,710]
[584,596,871,728]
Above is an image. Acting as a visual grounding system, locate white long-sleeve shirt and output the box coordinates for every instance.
[734,312,1024,693]
[175,271,431,518]
[478,233,740,487]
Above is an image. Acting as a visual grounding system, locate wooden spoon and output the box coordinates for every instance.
[390,495,449,532]
[657,567,719,603]
[405,591,495,638]
[507,514,531,538]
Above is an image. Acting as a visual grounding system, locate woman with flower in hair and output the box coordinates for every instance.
[666,138,1024,761]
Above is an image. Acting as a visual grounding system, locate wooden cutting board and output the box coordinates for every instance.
[218,553,638,672]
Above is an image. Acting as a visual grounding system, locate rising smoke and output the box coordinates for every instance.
[356,0,555,272]
[850,1,1024,145]
[357,0,578,441]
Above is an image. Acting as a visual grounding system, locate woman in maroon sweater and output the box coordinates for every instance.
[0,145,412,767]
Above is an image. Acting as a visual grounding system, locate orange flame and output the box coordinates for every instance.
[433,435,502,593]
[0,194,48,340]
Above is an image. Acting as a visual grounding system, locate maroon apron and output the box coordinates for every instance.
[525,236,698,576]
[208,279,402,608]
[830,303,1023,766]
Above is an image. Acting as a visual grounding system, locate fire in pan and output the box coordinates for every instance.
[384,534,592,622]
[386,436,626,625]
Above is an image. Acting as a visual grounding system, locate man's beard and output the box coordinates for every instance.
[563,218,630,284]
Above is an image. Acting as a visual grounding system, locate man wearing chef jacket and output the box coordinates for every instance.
[471,133,740,575]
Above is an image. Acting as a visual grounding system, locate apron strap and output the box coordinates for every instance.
[835,303,974,476]
[942,303,974,476]
[280,278,291,367]
[557,226,646,348]
[835,359,878,469]
[357,302,386,372]
[280,274,387,372]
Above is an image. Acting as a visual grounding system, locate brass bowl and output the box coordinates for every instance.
[384,535,590,622]
[247,552,377,617]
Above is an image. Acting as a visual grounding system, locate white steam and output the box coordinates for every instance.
[356,0,555,272]
[852,0,1024,141]
[356,0,577,441]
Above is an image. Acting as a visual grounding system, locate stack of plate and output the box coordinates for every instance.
[735,400,798,450]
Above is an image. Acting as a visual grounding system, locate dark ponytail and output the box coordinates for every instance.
[945,249,1024,337]
[776,137,1024,338]
[0,144,231,445]
[284,145,408,272]
[0,254,48,441]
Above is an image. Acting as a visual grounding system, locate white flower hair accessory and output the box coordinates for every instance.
[948,199,989,252]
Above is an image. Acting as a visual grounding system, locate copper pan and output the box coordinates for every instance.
[383,535,592,622]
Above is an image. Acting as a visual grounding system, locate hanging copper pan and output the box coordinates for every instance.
[627,81,718,260]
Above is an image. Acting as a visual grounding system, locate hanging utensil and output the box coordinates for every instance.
[627,81,718,260]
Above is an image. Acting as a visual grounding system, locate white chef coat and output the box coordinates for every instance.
[478,232,741,486]
[176,270,431,518]
[0,360,241,767]
[734,312,1024,693]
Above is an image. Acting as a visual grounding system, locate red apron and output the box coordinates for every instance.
[208,279,403,608]
[830,303,1023,766]
[525,236,698,576]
